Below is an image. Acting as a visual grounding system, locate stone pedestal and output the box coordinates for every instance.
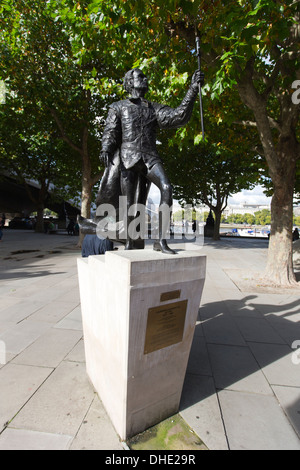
[77,249,206,440]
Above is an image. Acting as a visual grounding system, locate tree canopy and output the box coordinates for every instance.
[0,0,299,285]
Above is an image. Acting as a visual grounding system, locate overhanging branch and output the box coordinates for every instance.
[50,108,83,155]
[233,116,281,131]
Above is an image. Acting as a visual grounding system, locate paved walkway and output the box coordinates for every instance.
[0,229,299,450]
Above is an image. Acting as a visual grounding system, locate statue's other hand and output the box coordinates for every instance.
[100,152,114,167]
[191,70,205,89]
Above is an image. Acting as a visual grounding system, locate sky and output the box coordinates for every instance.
[227,185,272,206]
[148,184,272,208]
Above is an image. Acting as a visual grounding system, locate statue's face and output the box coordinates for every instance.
[132,69,148,95]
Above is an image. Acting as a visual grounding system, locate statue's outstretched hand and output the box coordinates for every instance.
[100,152,114,167]
[191,70,205,90]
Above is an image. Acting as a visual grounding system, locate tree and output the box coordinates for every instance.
[0,0,170,234]
[0,0,107,226]
[254,209,272,225]
[0,95,76,231]
[244,213,255,225]
[1,0,298,284]
[163,140,259,239]
[158,0,299,285]
[108,0,299,284]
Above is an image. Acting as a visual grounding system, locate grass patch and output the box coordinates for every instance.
[127,414,208,451]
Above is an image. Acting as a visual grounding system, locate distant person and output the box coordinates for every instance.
[0,213,5,241]
[45,218,54,234]
[48,219,54,232]
[67,219,75,235]
[44,220,50,234]
[185,220,189,234]
[74,222,79,236]
[293,227,299,241]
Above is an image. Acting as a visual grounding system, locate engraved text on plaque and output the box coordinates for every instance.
[144,300,188,354]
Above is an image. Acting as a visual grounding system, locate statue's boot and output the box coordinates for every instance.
[125,238,134,250]
[124,215,135,250]
[153,209,176,254]
[153,239,176,255]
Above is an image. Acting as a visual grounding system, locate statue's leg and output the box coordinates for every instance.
[120,167,138,250]
[146,163,176,255]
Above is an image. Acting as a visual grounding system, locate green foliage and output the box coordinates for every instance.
[294,215,300,227]
[224,209,271,226]
[128,413,207,451]
[164,141,260,208]
[0,0,298,225]
[0,0,109,213]
[173,207,204,222]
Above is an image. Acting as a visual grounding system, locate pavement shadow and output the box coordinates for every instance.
[0,253,68,281]
[203,237,270,250]
[0,267,67,281]
[0,232,81,281]
[171,236,270,251]
[180,294,300,439]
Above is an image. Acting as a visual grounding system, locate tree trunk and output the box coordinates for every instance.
[263,137,298,286]
[80,125,93,220]
[78,177,92,248]
[210,184,227,241]
[238,75,299,288]
[213,207,222,241]
[35,204,44,233]
[265,188,296,286]
[81,175,92,220]
[78,137,93,247]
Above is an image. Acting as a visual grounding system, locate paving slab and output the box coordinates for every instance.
[272,385,300,439]
[28,300,80,324]
[234,316,286,344]
[248,342,300,387]
[218,389,300,450]
[1,320,52,356]
[186,335,212,377]
[70,395,124,450]
[0,230,299,450]
[64,338,86,363]
[207,343,273,395]
[0,428,73,450]
[0,300,45,324]
[11,360,95,436]
[201,312,247,346]
[0,363,53,431]
[11,328,82,368]
[54,305,82,331]
[180,375,228,451]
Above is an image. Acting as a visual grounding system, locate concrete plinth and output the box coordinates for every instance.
[77,249,206,440]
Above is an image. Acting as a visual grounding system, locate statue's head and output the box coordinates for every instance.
[123,68,148,97]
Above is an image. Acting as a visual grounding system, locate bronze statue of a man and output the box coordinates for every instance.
[98,68,204,254]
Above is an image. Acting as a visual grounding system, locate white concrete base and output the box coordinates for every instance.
[77,249,206,440]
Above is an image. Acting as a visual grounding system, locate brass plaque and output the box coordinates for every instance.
[144,300,188,355]
[160,290,181,302]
